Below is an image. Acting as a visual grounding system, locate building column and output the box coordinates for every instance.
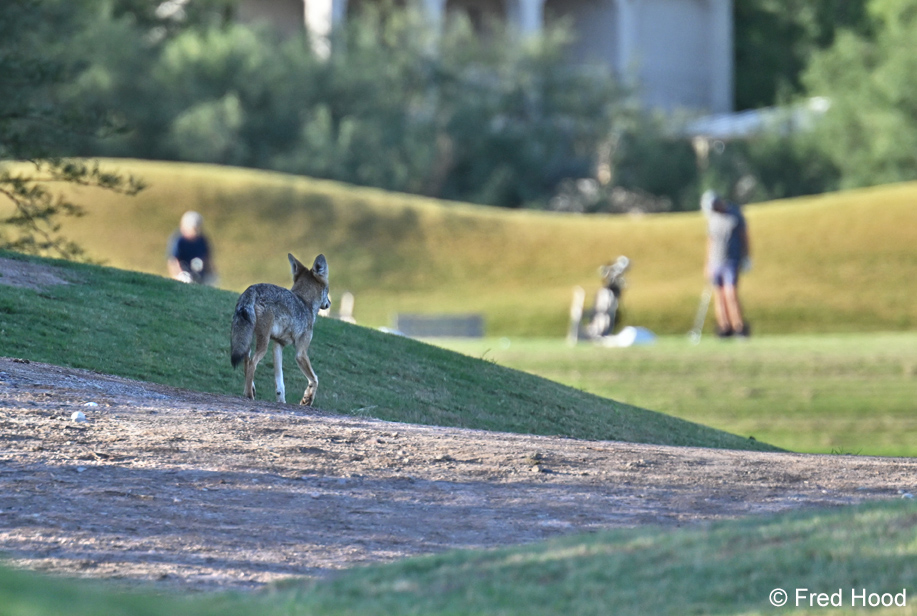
[304,0,348,59]
[708,0,733,112]
[613,0,637,76]
[421,0,447,30]
[508,0,544,36]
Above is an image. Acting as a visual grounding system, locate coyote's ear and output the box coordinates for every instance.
[311,254,329,283]
[288,253,306,278]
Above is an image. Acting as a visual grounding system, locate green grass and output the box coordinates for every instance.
[435,335,917,457]
[12,158,916,337]
[0,567,258,616]
[274,500,917,616]
[3,500,917,615]
[3,161,916,614]
[0,250,772,452]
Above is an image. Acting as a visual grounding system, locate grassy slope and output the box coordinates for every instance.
[438,335,917,456]
[281,500,917,616]
[29,159,917,336]
[0,251,772,451]
[3,500,916,615]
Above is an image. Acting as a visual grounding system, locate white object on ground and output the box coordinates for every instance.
[598,326,657,348]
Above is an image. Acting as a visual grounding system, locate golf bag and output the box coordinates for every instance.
[583,256,629,339]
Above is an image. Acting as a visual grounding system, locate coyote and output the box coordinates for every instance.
[230,254,330,405]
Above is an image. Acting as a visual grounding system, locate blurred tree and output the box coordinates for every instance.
[432,19,630,207]
[802,0,917,188]
[116,5,633,209]
[15,0,877,216]
[734,0,870,110]
[0,0,144,260]
[611,114,696,211]
[274,5,441,195]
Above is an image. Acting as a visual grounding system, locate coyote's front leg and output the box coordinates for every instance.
[273,343,286,403]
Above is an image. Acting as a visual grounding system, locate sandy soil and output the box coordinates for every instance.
[1,357,916,592]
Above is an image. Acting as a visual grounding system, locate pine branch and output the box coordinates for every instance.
[0,159,146,262]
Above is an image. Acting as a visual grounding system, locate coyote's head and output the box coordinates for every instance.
[289,253,331,311]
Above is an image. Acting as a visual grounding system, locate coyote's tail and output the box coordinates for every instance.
[230,289,256,368]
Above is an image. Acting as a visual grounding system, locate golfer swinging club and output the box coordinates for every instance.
[701,190,751,338]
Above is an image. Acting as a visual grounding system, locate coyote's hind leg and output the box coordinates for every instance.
[295,348,318,406]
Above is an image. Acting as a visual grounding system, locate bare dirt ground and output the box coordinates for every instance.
[1,357,916,592]
[0,257,73,292]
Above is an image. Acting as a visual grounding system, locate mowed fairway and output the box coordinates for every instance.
[5,158,914,456]
[27,158,917,336]
[437,334,917,457]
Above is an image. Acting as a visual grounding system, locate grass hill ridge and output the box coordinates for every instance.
[41,158,917,337]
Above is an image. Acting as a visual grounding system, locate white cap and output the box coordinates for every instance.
[180,211,203,234]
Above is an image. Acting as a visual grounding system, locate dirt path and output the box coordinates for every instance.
[1,357,915,591]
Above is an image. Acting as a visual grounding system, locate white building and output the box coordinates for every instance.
[237,0,733,113]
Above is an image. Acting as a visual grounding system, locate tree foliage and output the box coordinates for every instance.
[0,0,145,261]
[64,5,632,209]
[3,0,902,223]
[802,0,917,188]
[0,160,144,260]
[734,0,870,110]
